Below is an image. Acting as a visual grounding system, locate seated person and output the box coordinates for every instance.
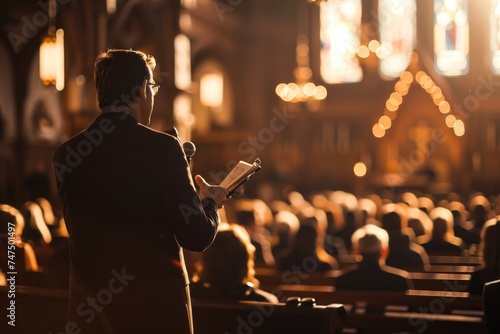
[233,199,275,267]
[191,223,278,303]
[380,204,430,271]
[484,278,500,334]
[271,210,300,260]
[468,217,500,295]
[448,201,480,247]
[335,224,413,291]
[0,204,40,286]
[421,207,465,256]
[277,223,334,273]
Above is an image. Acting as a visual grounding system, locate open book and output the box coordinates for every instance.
[220,158,261,195]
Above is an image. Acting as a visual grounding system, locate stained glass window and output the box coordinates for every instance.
[320,0,362,84]
[491,0,500,74]
[379,0,417,79]
[434,0,469,76]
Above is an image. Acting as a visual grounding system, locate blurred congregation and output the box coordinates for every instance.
[2,0,500,333]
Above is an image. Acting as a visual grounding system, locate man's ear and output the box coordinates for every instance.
[139,79,148,100]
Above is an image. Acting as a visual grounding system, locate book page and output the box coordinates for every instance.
[220,161,255,190]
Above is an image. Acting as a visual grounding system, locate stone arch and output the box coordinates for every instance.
[192,58,234,135]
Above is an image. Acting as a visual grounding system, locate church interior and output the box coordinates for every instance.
[1,0,500,333]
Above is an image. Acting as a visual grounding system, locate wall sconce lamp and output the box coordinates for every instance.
[39,0,64,91]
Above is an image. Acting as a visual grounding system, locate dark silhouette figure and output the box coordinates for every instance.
[335,224,413,291]
[483,278,500,334]
[448,201,480,247]
[278,223,334,273]
[468,218,500,295]
[53,49,228,334]
[421,207,465,256]
[233,199,275,267]
[380,205,430,271]
[191,223,278,303]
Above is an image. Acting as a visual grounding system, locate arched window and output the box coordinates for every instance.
[192,60,234,135]
[320,0,363,84]
[434,0,469,76]
[491,0,500,74]
[379,0,417,79]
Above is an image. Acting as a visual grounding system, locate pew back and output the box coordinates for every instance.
[0,286,347,334]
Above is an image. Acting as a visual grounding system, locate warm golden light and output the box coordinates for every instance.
[368,40,380,52]
[454,119,465,136]
[379,115,392,129]
[395,81,409,95]
[275,83,287,97]
[314,85,328,100]
[415,71,426,82]
[200,73,223,108]
[275,82,327,103]
[386,99,399,111]
[40,29,65,91]
[175,34,191,91]
[357,45,370,58]
[400,71,413,84]
[389,92,403,105]
[353,162,367,177]
[106,0,116,14]
[439,100,451,114]
[445,114,456,127]
[372,123,385,138]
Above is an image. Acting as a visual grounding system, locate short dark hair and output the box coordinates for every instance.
[93,49,156,108]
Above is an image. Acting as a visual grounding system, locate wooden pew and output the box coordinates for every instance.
[192,299,347,334]
[263,285,484,334]
[0,286,347,334]
[428,255,481,267]
[255,268,471,292]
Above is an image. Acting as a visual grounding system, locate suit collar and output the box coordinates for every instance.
[97,110,138,124]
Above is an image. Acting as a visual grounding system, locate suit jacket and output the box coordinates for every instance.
[335,260,412,292]
[484,279,500,334]
[53,111,220,333]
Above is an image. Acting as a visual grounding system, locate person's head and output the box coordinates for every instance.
[380,203,407,234]
[0,204,25,240]
[195,224,257,290]
[468,194,490,229]
[351,224,389,262]
[94,49,157,125]
[273,210,300,247]
[429,207,455,241]
[291,223,319,255]
[448,201,466,226]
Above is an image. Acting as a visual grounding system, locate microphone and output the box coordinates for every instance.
[164,127,196,162]
[183,141,196,163]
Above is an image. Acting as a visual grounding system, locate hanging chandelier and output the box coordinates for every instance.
[275,34,327,104]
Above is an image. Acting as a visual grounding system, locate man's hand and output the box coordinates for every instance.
[195,175,229,208]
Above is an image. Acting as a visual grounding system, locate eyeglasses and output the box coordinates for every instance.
[148,83,160,96]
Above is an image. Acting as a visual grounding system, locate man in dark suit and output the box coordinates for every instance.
[335,224,413,291]
[53,49,228,333]
[484,278,500,334]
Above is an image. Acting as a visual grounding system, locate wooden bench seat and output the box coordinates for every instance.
[255,268,471,292]
[0,285,347,334]
[192,299,347,334]
[263,286,485,334]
